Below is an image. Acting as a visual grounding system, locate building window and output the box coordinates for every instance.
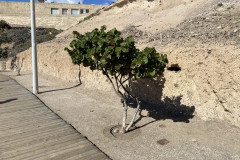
[71,9,79,15]
[80,9,89,14]
[62,9,68,15]
[51,8,59,15]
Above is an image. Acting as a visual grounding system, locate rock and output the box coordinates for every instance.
[191,138,198,142]
[113,129,119,133]
[157,139,170,145]
[217,3,223,7]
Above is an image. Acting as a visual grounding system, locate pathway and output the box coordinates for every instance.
[0,74,110,160]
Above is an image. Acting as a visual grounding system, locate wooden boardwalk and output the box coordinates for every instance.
[0,74,110,160]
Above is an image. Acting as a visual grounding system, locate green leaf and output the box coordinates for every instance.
[126,36,134,43]
[120,42,127,47]
[100,58,106,64]
[136,72,141,79]
[73,31,80,38]
[149,70,156,77]
[122,48,128,53]
[101,25,106,31]
[114,65,121,70]
[143,56,148,64]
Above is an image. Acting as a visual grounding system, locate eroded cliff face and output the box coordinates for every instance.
[7,0,240,127]
[135,3,240,126]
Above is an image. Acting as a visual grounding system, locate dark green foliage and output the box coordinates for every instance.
[0,26,62,57]
[0,20,61,59]
[11,28,61,56]
[0,47,8,60]
[0,25,11,60]
[65,25,168,79]
[0,20,11,29]
[0,30,12,44]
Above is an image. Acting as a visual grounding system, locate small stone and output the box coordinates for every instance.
[217,3,223,7]
[157,139,170,145]
[229,32,235,36]
[191,138,197,142]
[113,129,119,133]
[159,124,166,128]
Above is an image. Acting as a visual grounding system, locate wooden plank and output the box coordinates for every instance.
[0,74,110,160]
[0,121,69,142]
[2,133,84,159]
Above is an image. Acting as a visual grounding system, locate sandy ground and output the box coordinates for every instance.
[2,70,240,160]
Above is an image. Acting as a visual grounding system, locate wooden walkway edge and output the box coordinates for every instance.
[0,74,110,160]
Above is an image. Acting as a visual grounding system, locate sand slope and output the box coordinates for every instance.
[8,0,240,128]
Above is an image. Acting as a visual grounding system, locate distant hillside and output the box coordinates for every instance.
[0,20,61,58]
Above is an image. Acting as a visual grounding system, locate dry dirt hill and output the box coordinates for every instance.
[8,0,240,127]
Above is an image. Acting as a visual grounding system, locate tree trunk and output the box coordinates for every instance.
[121,99,128,133]
[126,98,140,132]
[78,65,82,84]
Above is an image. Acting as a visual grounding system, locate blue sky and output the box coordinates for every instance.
[0,0,117,5]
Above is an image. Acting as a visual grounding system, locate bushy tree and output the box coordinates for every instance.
[65,25,168,133]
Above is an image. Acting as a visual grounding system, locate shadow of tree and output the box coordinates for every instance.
[10,73,30,77]
[126,75,195,130]
[0,80,10,82]
[39,66,82,94]
[39,83,81,94]
[0,98,18,104]
[142,96,195,123]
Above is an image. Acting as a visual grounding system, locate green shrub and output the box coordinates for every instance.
[0,47,8,60]
[65,25,168,133]
[0,20,11,29]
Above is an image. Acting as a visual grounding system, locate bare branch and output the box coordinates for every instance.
[118,78,136,99]
[78,65,82,84]
[116,73,121,78]
[126,98,140,132]
[114,75,119,90]
[105,72,124,100]
[122,76,129,84]
[129,74,132,92]
[121,99,128,133]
